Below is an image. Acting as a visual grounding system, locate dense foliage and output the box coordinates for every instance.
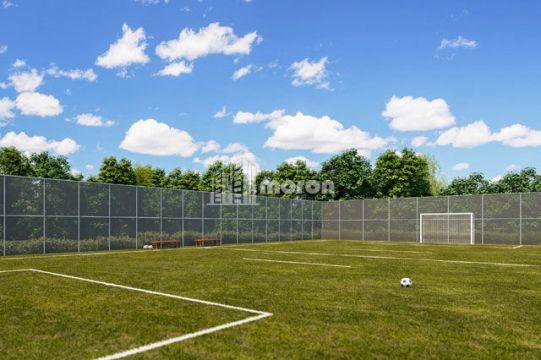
[2,146,541,199]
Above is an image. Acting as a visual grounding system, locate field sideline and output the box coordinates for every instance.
[1,240,541,359]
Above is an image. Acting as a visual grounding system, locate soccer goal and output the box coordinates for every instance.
[420,213,474,244]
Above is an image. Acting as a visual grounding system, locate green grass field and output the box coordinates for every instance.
[1,240,541,359]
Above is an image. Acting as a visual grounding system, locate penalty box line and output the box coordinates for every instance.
[0,268,272,360]
[220,248,537,268]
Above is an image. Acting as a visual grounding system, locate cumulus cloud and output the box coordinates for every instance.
[194,143,260,178]
[411,136,429,147]
[75,113,114,127]
[0,45,7,55]
[119,119,199,157]
[263,112,395,156]
[382,96,455,131]
[0,131,80,155]
[0,97,15,119]
[233,109,285,124]
[213,106,228,119]
[12,59,25,68]
[96,24,150,69]
[438,36,478,50]
[9,69,44,92]
[285,156,319,169]
[46,65,97,82]
[435,120,541,148]
[452,162,470,171]
[232,64,253,80]
[15,92,63,117]
[201,140,221,153]
[155,22,262,62]
[290,57,330,89]
[156,61,193,77]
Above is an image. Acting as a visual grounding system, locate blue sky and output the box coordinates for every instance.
[1,0,540,182]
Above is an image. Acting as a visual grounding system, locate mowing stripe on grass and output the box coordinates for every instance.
[221,248,536,268]
[0,249,172,262]
[1,269,272,359]
[244,258,351,268]
[349,248,431,254]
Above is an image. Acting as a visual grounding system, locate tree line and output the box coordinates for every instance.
[1,146,540,200]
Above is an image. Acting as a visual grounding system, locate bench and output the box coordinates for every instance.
[150,239,182,249]
[195,237,221,247]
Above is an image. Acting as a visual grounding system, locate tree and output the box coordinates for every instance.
[272,160,318,199]
[373,148,431,198]
[318,149,374,200]
[0,147,33,176]
[200,161,246,193]
[29,152,77,180]
[134,164,155,187]
[441,173,491,195]
[492,168,541,193]
[96,156,136,185]
[424,154,446,196]
[166,169,202,191]
[255,170,276,197]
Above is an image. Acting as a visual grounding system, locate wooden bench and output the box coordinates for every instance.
[150,239,182,249]
[195,237,221,247]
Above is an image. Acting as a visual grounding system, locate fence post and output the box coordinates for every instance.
[160,188,163,241]
[135,186,138,249]
[201,192,204,240]
[278,197,281,242]
[519,193,522,245]
[338,200,341,241]
[481,194,484,244]
[108,184,111,251]
[181,191,185,247]
[43,179,46,254]
[387,198,390,241]
[265,197,268,242]
[78,182,81,252]
[416,197,419,242]
[362,200,365,241]
[3,176,5,256]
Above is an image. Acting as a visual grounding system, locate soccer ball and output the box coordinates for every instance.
[400,278,413,287]
[143,245,153,249]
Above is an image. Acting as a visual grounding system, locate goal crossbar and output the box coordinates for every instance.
[420,213,474,245]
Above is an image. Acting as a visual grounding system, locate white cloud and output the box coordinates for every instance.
[290,57,330,89]
[155,22,262,62]
[222,142,248,153]
[15,92,63,117]
[233,109,284,124]
[435,120,492,148]
[96,24,150,69]
[493,124,541,147]
[156,61,193,77]
[119,119,199,157]
[46,65,97,82]
[75,113,114,127]
[506,164,520,172]
[285,156,319,169]
[232,64,253,80]
[0,45,7,54]
[9,69,44,92]
[0,82,7,89]
[411,136,428,147]
[382,96,455,131]
[12,59,25,68]
[452,162,470,171]
[0,97,15,119]
[435,121,541,149]
[264,112,395,156]
[213,106,228,119]
[85,164,94,171]
[194,149,260,179]
[201,140,221,153]
[439,36,478,50]
[0,131,80,155]
[2,0,16,9]
[490,175,503,183]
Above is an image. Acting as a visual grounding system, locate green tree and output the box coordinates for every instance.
[96,156,136,185]
[373,148,431,198]
[255,170,276,196]
[29,152,78,180]
[200,161,246,193]
[441,173,492,195]
[424,154,446,196]
[134,164,155,186]
[166,169,201,191]
[273,160,318,199]
[318,149,374,200]
[0,147,33,176]
[492,168,541,193]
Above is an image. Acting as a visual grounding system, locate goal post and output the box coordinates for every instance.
[420,213,474,244]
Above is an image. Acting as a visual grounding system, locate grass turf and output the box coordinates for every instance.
[1,240,541,359]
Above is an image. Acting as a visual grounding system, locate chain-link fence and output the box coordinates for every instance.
[322,193,541,245]
[0,175,322,256]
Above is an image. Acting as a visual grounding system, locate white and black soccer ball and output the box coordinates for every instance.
[400,278,413,288]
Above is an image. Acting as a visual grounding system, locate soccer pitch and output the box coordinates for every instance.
[1,241,541,359]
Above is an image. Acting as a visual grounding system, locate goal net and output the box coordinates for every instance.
[420,213,474,244]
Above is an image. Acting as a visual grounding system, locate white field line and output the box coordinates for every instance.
[0,269,272,359]
[513,245,524,249]
[0,249,175,262]
[0,268,33,273]
[220,248,536,268]
[243,258,351,268]
[349,248,431,254]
